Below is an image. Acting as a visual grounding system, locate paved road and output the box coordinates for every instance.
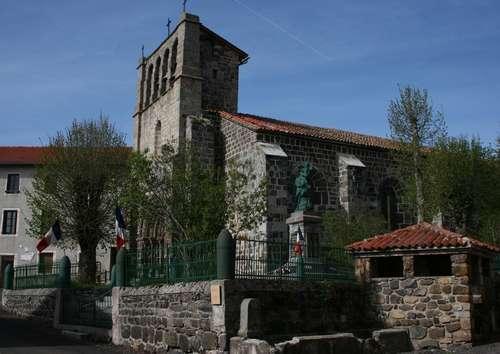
[0,311,122,354]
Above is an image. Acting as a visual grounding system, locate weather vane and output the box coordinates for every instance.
[166,18,172,35]
[183,0,188,12]
[141,45,145,59]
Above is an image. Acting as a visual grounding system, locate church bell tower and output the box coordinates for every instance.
[133,12,249,154]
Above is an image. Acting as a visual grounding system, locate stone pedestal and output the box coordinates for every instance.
[286,211,322,260]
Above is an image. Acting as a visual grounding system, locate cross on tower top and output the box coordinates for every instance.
[183,0,188,12]
[166,18,172,35]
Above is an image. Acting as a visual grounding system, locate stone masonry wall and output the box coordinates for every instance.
[370,254,472,350]
[117,282,225,353]
[221,279,379,342]
[1,288,58,323]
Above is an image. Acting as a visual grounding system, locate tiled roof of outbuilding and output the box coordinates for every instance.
[0,146,48,165]
[218,111,398,150]
[347,223,500,253]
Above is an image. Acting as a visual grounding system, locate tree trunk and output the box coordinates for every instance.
[79,242,97,284]
[414,150,424,223]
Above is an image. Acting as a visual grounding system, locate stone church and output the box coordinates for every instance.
[133,13,410,242]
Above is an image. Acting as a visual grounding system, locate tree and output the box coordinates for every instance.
[120,143,267,242]
[424,136,500,241]
[322,209,387,248]
[387,86,446,222]
[27,117,129,283]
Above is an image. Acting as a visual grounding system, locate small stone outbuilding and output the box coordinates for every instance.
[347,222,500,351]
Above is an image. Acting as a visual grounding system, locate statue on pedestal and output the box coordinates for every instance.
[294,162,313,211]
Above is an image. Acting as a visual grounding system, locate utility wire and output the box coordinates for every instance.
[232,0,332,61]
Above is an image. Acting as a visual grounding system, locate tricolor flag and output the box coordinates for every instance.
[293,227,304,256]
[115,207,126,249]
[36,221,62,253]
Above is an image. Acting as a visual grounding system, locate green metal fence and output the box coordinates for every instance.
[234,238,356,282]
[124,239,217,286]
[13,261,109,290]
[121,237,355,286]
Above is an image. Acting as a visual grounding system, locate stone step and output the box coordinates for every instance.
[61,329,90,341]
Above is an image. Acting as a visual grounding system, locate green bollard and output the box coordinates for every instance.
[110,264,116,287]
[116,248,126,287]
[58,256,71,288]
[297,255,305,280]
[217,229,235,280]
[3,264,13,290]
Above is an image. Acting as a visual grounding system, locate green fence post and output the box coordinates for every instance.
[58,256,71,288]
[297,255,305,280]
[217,229,235,280]
[3,264,13,290]
[110,264,116,287]
[116,248,126,287]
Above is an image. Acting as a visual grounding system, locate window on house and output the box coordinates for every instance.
[371,256,403,277]
[6,174,20,193]
[1,210,18,235]
[38,253,53,274]
[414,255,452,276]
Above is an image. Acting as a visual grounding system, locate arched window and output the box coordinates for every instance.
[154,121,162,154]
[161,49,169,93]
[310,167,329,211]
[170,39,178,87]
[153,57,161,100]
[145,64,154,106]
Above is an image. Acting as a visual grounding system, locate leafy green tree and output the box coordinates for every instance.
[27,117,129,282]
[387,86,446,222]
[424,136,500,241]
[120,143,267,242]
[322,209,388,248]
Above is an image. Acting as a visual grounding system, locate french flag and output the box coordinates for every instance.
[115,207,126,249]
[293,226,305,256]
[36,221,62,253]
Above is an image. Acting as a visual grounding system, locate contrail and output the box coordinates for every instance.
[232,0,333,61]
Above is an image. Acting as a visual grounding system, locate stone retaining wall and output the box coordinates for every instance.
[221,279,379,341]
[369,253,474,350]
[115,282,225,353]
[0,288,58,323]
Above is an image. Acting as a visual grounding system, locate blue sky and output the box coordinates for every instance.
[1,0,499,146]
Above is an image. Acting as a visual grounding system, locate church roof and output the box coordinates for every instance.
[219,111,398,150]
[346,223,500,254]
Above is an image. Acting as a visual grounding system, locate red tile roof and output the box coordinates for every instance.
[219,111,398,149]
[0,146,48,165]
[347,223,500,253]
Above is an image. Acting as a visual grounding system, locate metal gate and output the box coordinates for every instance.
[62,288,112,329]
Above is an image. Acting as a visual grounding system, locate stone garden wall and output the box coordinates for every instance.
[370,254,473,350]
[221,279,379,342]
[1,288,58,323]
[115,282,225,353]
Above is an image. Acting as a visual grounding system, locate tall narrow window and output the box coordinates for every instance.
[161,49,169,93]
[1,210,18,235]
[6,174,20,193]
[154,121,162,154]
[153,57,161,100]
[170,39,178,87]
[145,64,154,106]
